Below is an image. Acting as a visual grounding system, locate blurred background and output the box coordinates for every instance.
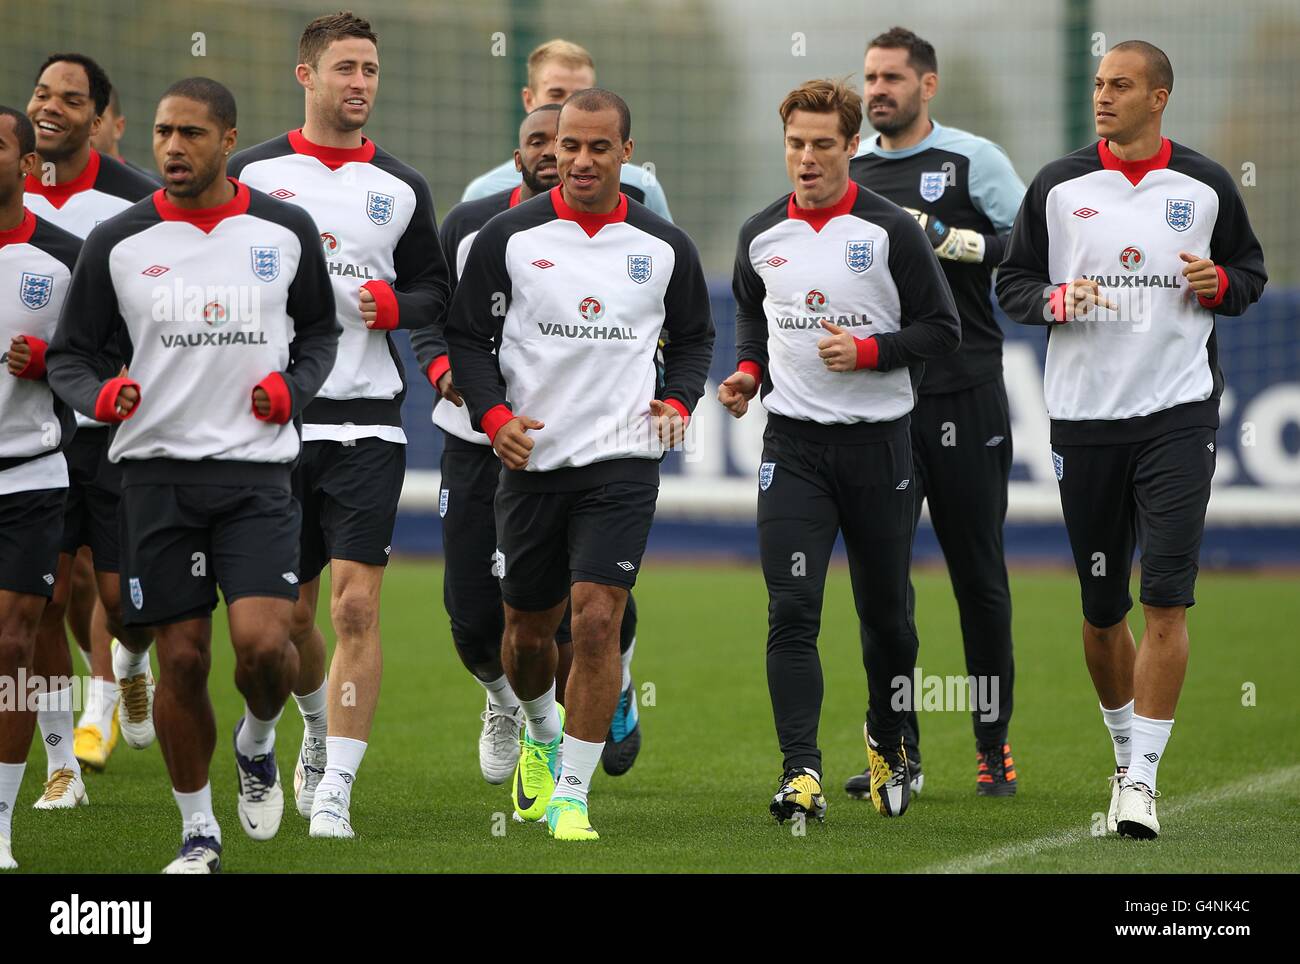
[6,0,1298,565]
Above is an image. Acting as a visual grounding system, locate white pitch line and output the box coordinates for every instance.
[922,763,1300,874]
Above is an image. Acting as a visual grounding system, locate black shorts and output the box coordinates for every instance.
[296,437,406,583]
[1055,426,1216,627]
[118,482,302,626]
[0,487,66,598]
[494,481,658,612]
[61,427,122,571]
[440,438,504,652]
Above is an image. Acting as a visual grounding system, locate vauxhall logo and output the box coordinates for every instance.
[775,288,869,330]
[536,296,634,340]
[320,231,376,279]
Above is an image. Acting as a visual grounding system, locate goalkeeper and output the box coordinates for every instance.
[846,26,1026,799]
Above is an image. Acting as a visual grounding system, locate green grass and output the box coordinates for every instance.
[11,562,1300,873]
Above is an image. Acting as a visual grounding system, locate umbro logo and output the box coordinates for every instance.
[532,259,554,269]
[269,188,296,200]
[616,561,636,572]
[1114,736,1130,744]
[43,573,55,585]
[141,265,169,277]
[767,256,788,267]
[281,572,298,585]
[1073,207,1099,219]
[341,773,353,785]
[1207,442,1215,452]
[985,435,1005,447]
[896,480,910,490]
[564,775,581,786]
[1143,752,1159,763]
[384,545,392,556]
[45,734,61,747]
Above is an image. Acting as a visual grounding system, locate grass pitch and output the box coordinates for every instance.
[12,562,1300,873]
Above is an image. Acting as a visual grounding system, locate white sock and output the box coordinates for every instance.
[519,682,562,743]
[1100,699,1134,769]
[0,762,25,840]
[553,734,604,805]
[293,680,329,740]
[236,705,282,758]
[77,677,119,734]
[1126,714,1173,792]
[36,686,80,778]
[112,640,149,679]
[479,673,519,710]
[316,736,367,803]
[620,636,636,693]
[173,783,221,844]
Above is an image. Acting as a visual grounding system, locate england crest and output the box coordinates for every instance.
[129,577,143,610]
[1165,198,1194,232]
[759,461,775,491]
[919,171,947,202]
[439,488,449,518]
[366,191,395,225]
[627,255,653,284]
[845,240,873,274]
[19,272,53,310]
[250,246,280,282]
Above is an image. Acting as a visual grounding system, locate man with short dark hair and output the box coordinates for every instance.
[719,78,959,824]
[230,10,450,838]
[91,85,160,182]
[24,51,157,796]
[0,105,82,870]
[446,88,713,842]
[48,78,340,872]
[845,26,1026,800]
[997,41,1266,839]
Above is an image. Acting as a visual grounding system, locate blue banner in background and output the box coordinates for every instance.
[393,282,1300,567]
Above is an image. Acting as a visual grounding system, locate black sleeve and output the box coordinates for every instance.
[873,213,961,371]
[994,173,1059,327]
[659,232,715,414]
[444,219,512,432]
[386,172,451,332]
[983,231,1009,267]
[1206,174,1267,317]
[732,223,769,371]
[46,227,131,418]
[409,209,463,374]
[282,214,340,415]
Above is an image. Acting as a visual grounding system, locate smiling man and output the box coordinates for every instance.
[229,11,450,840]
[445,88,713,842]
[997,41,1266,840]
[47,77,339,872]
[23,51,158,797]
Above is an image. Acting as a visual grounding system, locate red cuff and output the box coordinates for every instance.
[253,372,293,424]
[662,397,690,426]
[14,336,48,379]
[361,280,399,330]
[426,354,450,388]
[481,404,515,444]
[1049,283,1069,323]
[1197,266,1229,309]
[853,335,880,370]
[737,360,763,383]
[94,376,141,423]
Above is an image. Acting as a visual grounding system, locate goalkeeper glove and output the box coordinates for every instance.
[903,207,986,263]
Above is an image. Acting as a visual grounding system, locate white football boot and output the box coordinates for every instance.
[309,789,355,839]
[293,733,328,818]
[31,768,88,810]
[480,698,525,785]
[233,721,284,841]
[1116,780,1161,840]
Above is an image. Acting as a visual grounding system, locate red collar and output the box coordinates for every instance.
[153,179,250,233]
[508,185,523,208]
[787,180,858,232]
[288,128,375,170]
[24,149,101,209]
[0,209,37,247]
[550,186,627,237]
[1098,137,1172,186]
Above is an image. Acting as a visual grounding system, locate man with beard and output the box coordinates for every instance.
[23,52,157,796]
[48,77,339,871]
[845,27,1026,800]
[229,11,450,839]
